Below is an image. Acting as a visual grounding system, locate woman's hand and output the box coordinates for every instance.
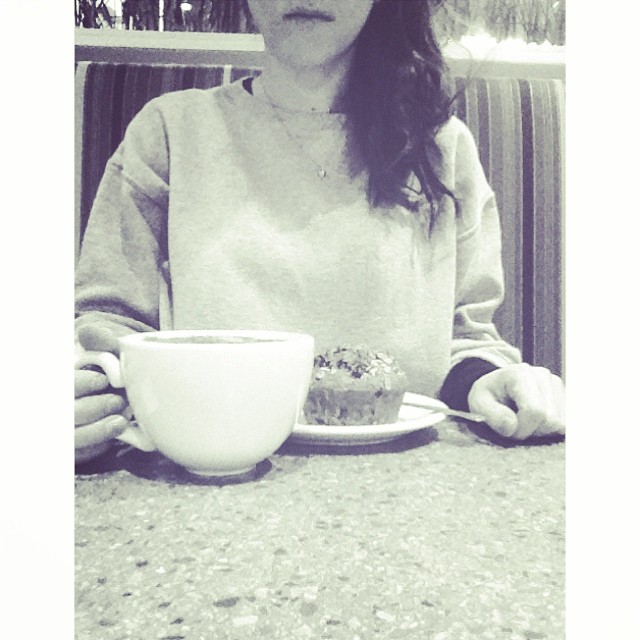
[468,363,565,440]
[74,324,134,463]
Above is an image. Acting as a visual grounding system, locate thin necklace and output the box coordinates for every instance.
[256,78,350,181]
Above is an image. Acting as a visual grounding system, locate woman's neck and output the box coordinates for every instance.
[257,52,353,114]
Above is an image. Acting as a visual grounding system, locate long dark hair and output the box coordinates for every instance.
[343,0,455,229]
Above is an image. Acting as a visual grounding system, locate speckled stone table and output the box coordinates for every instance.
[75,422,565,640]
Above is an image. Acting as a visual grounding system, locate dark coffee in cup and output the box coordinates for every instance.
[143,335,283,345]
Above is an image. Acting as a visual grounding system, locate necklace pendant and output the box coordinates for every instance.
[318,168,327,179]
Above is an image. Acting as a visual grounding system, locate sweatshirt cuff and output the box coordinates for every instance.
[438,358,499,411]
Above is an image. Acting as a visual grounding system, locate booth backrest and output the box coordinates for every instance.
[75,61,565,377]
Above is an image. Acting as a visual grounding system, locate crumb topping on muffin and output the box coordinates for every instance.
[312,346,405,385]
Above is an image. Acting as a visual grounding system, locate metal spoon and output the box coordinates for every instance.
[402,392,487,423]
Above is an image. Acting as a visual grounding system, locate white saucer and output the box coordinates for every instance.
[290,394,446,446]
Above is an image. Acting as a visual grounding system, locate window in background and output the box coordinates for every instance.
[75,0,255,33]
[74,0,565,47]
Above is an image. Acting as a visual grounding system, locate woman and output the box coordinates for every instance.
[75,0,565,463]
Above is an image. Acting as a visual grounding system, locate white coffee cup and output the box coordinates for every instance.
[76,329,314,476]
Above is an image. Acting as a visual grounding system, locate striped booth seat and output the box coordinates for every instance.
[75,61,565,377]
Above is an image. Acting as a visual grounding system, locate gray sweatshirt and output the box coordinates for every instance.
[76,79,521,397]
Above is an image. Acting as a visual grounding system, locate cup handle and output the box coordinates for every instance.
[75,350,157,452]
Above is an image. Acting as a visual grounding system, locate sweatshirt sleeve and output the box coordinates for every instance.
[446,118,522,371]
[75,99,171,337]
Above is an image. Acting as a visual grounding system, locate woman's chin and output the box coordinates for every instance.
[266,36,351,71]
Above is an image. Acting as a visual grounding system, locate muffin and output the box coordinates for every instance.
[303,346,409,426]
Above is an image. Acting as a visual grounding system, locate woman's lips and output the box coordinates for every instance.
[282,9,335,22]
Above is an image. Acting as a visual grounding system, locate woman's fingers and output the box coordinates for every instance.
[525,368,566,436]
[75,323,137,459]
[75,368,127,426]
[75,391,127,427]
[470,389,518,438]
[77,322,133,355]
[74,414,129,450]
[75,369,110,397]
[74,377,129,453]
[468,368,533,437]
[503,369,549,439]
[469,364,565,440]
